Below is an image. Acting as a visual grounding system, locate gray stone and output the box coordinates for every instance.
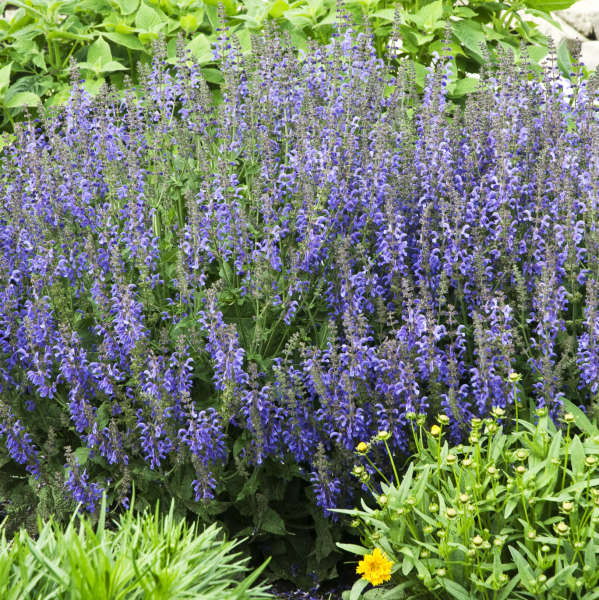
[581,41,599,70]
[557,0,599,39]
[523,12,588,47]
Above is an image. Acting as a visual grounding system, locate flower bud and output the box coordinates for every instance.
[491,406,506,418]
[561,500,574,513]
[554,521,570,537]
[538,574,547,584]
[446,453,457,465]
[430,425,441,437]
[378,494,388,507]
[356,442,368,453]
[351,519,361,528]
[376,430,391,441]
[429,503,439,513]
[463,457,473,467]
[508,372,522,383]
[471,417,482,429]
[515,449,528,461]
[423,526,433,535]
[416,414,426,427]
[586,455,598,468]
[437,414,450,426]
[352,465,364,477]
[541,545,550,553]
[421,549,430,558]
[459,493,470,504]
[516,465,526,475]
[527,530,536,540]
[472,535,483,547]
[436,568,446,577]
[487,465,498,476]
[563,412,575,424]
[446,507,457,520]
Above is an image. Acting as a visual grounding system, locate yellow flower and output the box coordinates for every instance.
[356,548,393,586]
[356,441,369,453]
[430,424,441,437]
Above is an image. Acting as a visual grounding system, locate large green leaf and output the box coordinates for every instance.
[187,33,214,64]
[523,0,577,10]
[88,36,113,66]
[113,0,139,14]
[4,91,41,107]
[135,2,164,31]
[452,20,487,63]
[103,31,146,51]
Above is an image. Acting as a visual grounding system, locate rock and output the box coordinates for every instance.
[523,12,588,47]
[581,41,599,70]
[557,0,599,39]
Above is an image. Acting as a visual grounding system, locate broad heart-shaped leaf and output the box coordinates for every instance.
[269,0,289,18]
[0,62,11,94]
[135,1,164,31]
[103,31,147,51]
[187,33,214,64]
[87,36,113,66]
[410,0,444,31]
[523,0,577,10]
[4,91,41,108]
[452,20,487,63]
[114,0,139,14]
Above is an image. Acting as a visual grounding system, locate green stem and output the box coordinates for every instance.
[383,439,400,485]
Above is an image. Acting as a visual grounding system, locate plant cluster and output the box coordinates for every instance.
[0,0,579,130]
[1,19,599,583]
[0,492,272,600]
[338,401,599,599]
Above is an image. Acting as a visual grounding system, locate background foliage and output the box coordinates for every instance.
[0,0,579,130]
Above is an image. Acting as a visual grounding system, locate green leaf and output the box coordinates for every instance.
[349,577,369,600]
[260,507,287,535]
[337,543,369,555]
[569,435,585,478]
[452,20,487,63]
[201,67,224,84]
[523,0,578,10]
[449,76,479,97]
[135,2,164,31]
[509,546,535,589]
[0,62,11,94]
[269,0,289,18]
[440,578,471,600]
[103,31,147,51]
[410,0,444,31]
[114,0,139,14]
[563,399,597,437]
[557,39,572,78]
[180,13,199,32]
[187,33,213,64]
[88,36,113,66]
[73,446,91,467]
[372,8,397,21]
[4,91,41,107]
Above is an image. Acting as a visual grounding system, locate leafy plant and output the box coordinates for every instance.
[337,399,599,599]
[0,490,273,599]
[0,0,583,130]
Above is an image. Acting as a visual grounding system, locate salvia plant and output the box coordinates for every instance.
[1,15,599,582]
[0,490,273,599]
[337,399,599,600]
[0,0,579,129]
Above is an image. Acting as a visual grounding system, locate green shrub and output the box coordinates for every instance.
[0,0,580,130]
[337,397,599,599]
[0,490,273,599]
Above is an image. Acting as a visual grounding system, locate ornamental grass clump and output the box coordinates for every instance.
[2,14,599,582]
[337,401,599,599]
[0,491,272,600]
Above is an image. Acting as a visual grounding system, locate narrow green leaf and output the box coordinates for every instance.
[0,62,11,93]
[349,577,369,600]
